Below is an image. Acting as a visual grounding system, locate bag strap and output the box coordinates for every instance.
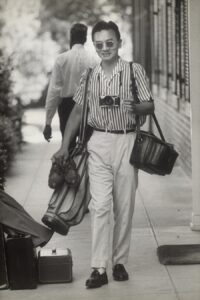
[76,67,92,149]
[129,62,140,105]
[129,62,165,142]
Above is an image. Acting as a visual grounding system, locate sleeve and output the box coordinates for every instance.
[45,59,63,124]
[134,64,153,102]
[73,69,88,106]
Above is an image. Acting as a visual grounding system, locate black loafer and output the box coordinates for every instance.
[85,270,108,289]
[113,264,129,281]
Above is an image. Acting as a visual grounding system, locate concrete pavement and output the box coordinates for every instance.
[1,108,200,300]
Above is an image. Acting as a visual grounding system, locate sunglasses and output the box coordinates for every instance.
[94,41,116,50]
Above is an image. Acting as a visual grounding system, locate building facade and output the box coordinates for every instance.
[132,0,191,176]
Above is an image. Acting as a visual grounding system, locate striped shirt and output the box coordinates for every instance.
[73,57,152,131]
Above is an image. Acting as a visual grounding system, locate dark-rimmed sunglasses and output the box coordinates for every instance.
[94,41,116,50]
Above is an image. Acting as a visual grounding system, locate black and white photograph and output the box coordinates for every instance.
[0,1,200,300]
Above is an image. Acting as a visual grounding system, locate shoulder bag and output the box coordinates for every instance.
[129,62,179,175]
[42,68,92,235]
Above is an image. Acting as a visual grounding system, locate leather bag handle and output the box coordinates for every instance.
[129,62,165,142]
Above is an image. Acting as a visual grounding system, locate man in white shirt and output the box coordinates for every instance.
[43,23,96,144]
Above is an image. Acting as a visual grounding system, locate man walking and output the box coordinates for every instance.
[53,20,154,288]
[43,23,97,143]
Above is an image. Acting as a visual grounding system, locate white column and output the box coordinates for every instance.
[189,0,200,230]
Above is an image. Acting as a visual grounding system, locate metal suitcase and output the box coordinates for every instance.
[0,225,9,290]
[5,235,37,290]
[38,248,73,283]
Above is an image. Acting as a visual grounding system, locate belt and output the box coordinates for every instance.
[93,128,136,134]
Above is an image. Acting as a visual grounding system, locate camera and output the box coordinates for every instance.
[99,95,120,107]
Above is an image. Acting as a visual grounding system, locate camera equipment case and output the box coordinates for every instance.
[38,248,73,283]
[5,235,37,290]
[0,225,9,290]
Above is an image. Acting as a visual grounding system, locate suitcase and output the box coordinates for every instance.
[0,225,9,290]
[6,235,37,290]
[38,248,73,283]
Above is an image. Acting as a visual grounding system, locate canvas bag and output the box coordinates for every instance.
[42,68,92,235]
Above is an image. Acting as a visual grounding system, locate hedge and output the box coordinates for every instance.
[0,51,23,190]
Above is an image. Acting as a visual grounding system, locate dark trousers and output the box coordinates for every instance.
[58,97,78,149]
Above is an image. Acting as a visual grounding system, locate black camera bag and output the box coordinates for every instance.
[129,62,179,175]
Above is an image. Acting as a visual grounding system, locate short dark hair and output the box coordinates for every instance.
[92,21,121,41]
[70,23,87,47]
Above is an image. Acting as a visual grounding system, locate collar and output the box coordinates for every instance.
[95,57,125,75]
[71,44,84,49]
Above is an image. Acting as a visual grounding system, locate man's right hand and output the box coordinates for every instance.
[43,125,52,142]
[51,148,69,166]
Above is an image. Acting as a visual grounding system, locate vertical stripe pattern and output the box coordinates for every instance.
[73,58,152,130]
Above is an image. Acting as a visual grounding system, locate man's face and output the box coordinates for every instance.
[93,29,121,62]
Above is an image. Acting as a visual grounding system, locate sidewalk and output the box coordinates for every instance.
[1,108,200,300]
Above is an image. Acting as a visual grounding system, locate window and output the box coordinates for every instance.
[153,0,190,101]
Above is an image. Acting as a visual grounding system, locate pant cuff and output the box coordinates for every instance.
[91,260,108,269]
[112,258,128,266]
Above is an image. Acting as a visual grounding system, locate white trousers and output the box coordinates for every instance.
[87,131,138,269]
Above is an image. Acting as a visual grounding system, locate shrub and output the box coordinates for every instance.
[0,143,7,190]
[0,50,23,190]
[0,116,18,163]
